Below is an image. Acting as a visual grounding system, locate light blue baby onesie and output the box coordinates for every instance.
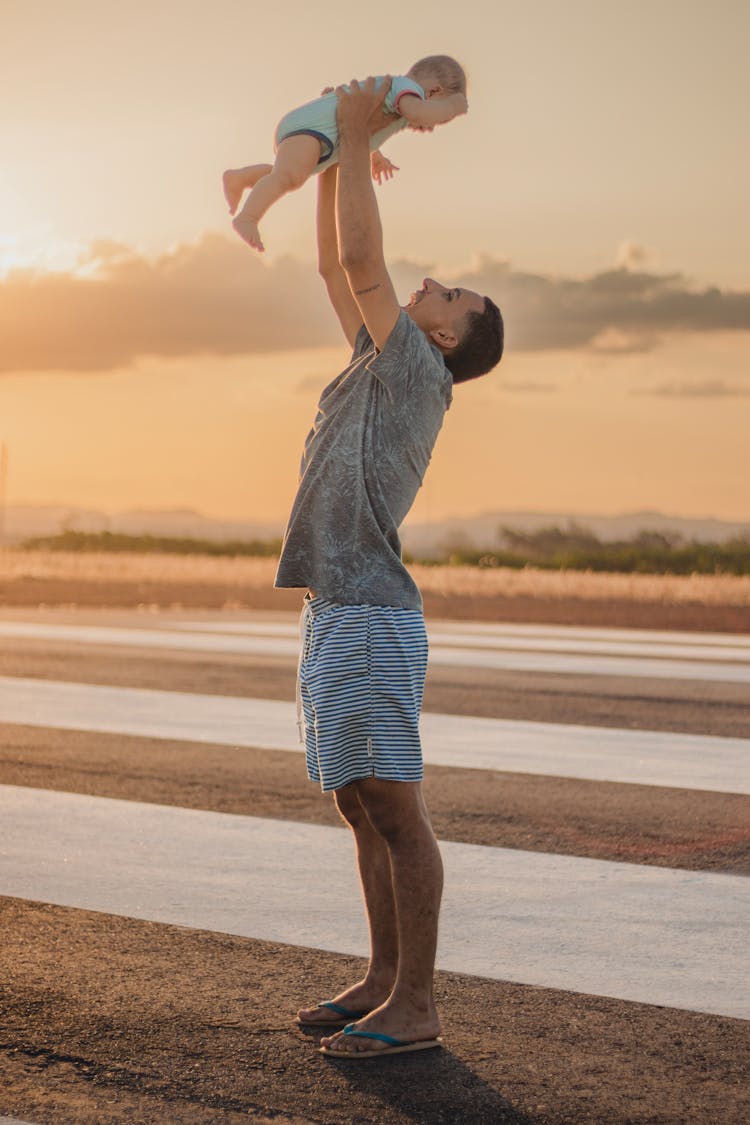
[273,75,425,170]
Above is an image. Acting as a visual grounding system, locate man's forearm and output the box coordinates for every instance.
[336,130,383,269]
[317,166,340,275]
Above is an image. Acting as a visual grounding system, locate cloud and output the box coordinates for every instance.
[0,234,336,374]
[1,235,749,374]
[447,255,750,354]
[588,327,660,354]
[632,380,750,398]
[614,241,659,272]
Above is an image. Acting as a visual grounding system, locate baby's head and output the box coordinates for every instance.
[407,55,467,99]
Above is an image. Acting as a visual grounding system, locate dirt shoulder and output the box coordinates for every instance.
[2,574,750,631]
[2,550,750,631]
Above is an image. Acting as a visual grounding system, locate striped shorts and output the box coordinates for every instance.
[298,596,428,792]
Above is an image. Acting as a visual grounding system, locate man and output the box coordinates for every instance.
[274,77,503,1058]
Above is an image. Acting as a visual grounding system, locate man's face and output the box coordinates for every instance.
[404,277,484,351]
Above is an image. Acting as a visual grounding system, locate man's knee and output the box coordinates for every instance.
[354,779,425,845]
[333,784,368,830]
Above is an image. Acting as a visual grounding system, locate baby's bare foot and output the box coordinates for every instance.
[222,170,246,215]
[232,214,264,252]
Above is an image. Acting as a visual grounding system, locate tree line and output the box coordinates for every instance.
[19,525,750,575]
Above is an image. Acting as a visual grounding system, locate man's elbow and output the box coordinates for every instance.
[318,256,339,280]
[339,243,373,274]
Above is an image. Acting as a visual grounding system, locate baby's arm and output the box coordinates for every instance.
[371,149,400,184]
[398,91,468,128]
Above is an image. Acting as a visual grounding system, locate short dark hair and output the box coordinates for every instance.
[445,297,504,383]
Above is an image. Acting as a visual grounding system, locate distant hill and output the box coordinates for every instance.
[401,509,750,558]
[1,505,282,546]
[3,503,749,554]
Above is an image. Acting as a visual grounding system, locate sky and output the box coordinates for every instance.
[1,0,749,529]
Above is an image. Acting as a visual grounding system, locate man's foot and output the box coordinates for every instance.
[296,978,392,1027]
[232,214,264,252]
[319,999,441,1056]
[320,1027,443,1058]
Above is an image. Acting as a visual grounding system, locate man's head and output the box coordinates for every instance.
[404,278,504,382]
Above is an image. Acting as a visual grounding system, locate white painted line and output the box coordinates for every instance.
[102,617,750,652]
[0,622,749,682]
[430,647,750,681]
[430,621,750,650]
[0,621,301,659]
[0,1118,40,1125]
[175,619,750,663]
[3,610,748,651]
[2,785,748,1020]
[1,676,749,795]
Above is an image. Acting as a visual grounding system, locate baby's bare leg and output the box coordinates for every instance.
[222,165,273,214]
[232,134,322,252]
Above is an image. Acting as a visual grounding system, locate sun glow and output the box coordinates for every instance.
[0,233,87,279]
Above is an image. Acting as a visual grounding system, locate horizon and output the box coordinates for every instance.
[6,498,750,530]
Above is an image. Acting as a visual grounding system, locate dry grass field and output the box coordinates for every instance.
[2,548,750,631]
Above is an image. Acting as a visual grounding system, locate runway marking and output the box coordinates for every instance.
[1,621,749,682]
[175,619,750,662]
[426,621,750,649]
[2,785,748,1020]
[2,675,749,794]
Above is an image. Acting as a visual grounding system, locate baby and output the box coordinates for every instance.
[223,55,468,251]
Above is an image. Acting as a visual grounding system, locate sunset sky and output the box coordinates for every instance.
[1,0,749,530]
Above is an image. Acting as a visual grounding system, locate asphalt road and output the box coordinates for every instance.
[1,607,749,1124]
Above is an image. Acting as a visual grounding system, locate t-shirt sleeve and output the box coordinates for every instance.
[365,311,452,407]
[383,76,425,115]
[351,322,372,359]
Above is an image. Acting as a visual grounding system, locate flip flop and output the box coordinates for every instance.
[320,1024,443,1058]
[295,1000,371,1027]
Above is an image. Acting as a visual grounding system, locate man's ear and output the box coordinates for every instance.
[429,326,458,351]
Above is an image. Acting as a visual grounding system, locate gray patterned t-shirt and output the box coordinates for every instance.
[274,311,453,609]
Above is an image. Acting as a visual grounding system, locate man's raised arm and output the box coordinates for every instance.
[316,165,363,349]
[335,78,401,351]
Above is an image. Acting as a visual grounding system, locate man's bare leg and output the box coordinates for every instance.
[297,784,398,1025]
[320,779,443,1054]
[231,134,321,251]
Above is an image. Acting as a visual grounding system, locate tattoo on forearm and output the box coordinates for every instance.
[354,283,381,296]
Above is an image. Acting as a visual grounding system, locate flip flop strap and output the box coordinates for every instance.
[320,1001,361,1018]
[342,1026,403,1046]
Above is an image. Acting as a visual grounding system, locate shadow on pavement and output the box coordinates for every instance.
[308,1037,533,1124]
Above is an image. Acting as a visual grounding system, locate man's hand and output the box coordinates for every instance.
[335,77,399,351]
[371,150,399,184]
[336,76,392,141]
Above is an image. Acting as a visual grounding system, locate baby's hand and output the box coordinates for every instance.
[371,150,400,184]
[320,86,335,96]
